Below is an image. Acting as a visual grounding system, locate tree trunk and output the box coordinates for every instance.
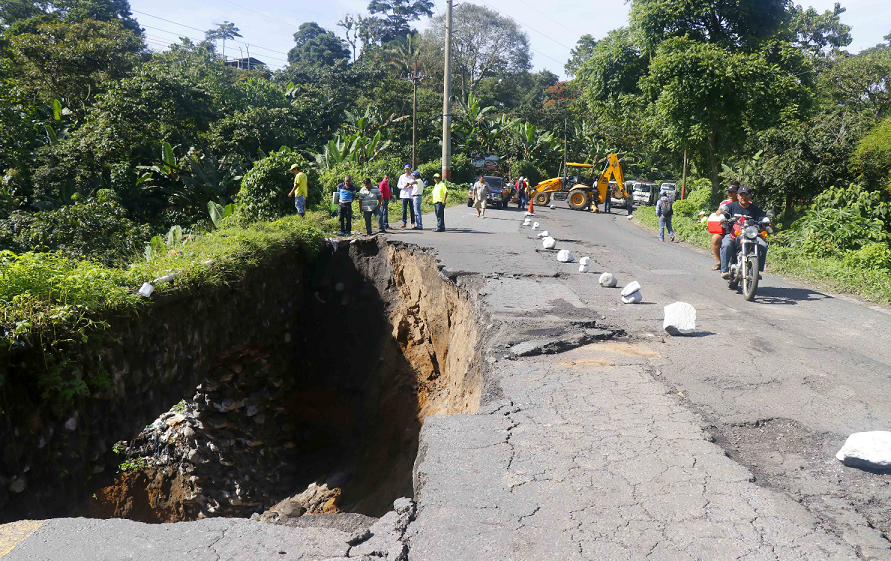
[707,131,721,197]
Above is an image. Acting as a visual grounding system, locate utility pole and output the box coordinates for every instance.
[412,60,418,169]
[246,44,251,71]
[397,63,427,169]
[441,0,453,180]
[681,149,688,200]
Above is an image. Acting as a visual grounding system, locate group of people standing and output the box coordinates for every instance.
[290,163,448,236]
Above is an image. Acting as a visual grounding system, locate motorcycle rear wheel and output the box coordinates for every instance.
[742,255,759,301]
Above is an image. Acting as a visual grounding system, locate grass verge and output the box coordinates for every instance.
[0,211,334,409]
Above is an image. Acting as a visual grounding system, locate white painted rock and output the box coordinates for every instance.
[578,264,589,273]
[557,250,574,263]
[622,290,642,304]
[836,432,891,470]
[542,237,556,249]
[621,281,641,297]
[549,204,556,209]
[522,219,531,226]
[138,282,155,297]
[525,211,534,216]
[532,222,539,229]
[663,302,697,335]
[537,231,550,238]
[599,273,617,287]
[627,215,634,220]
[579,256,591,266]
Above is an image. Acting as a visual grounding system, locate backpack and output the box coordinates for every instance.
[661,196,673,216]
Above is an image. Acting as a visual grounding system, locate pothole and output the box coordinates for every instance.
[708,418,891,555]
[78,239,485,523]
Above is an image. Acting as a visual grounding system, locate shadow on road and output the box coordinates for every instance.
[753,286,831,305]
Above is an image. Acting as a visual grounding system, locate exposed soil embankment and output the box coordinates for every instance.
[73,239,484,523]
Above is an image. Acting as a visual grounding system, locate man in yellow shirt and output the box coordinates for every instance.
[288,164,308,217]
[427,173,448,232]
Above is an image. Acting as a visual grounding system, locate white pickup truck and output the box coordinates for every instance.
[660,182,678,200]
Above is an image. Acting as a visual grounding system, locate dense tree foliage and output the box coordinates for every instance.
[288,22,350,67]
[0,0,889,275]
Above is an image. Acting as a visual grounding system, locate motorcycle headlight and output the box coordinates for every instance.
[745,226,759,239]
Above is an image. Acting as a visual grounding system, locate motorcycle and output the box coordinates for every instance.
[721,210,773,301]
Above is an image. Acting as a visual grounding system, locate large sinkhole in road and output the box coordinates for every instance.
[84,240,483,523]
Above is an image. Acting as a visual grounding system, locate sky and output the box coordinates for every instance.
[131,0,891,76]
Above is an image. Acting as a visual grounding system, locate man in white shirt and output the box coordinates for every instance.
[397,165,416,228]
[410,171,424,230]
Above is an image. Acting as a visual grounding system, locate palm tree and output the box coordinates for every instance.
[205,21,242,59]
[386,34,421,75]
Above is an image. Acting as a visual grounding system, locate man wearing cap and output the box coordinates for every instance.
[719,185,769,279]
[710,182,739,270]
[411,170,424,230]
[287,164,308,218]
[426,173,447,232]
[336,175,356,236]
[397,165,416,228]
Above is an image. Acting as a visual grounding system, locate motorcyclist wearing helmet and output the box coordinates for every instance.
[711,182,739,270]
[719,185,769,279]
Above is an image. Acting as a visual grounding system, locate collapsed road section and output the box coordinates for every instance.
[0,238,485,524]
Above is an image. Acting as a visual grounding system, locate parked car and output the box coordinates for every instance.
[660,182,677,200]
[467,176,507,208]
[631,182,658,205]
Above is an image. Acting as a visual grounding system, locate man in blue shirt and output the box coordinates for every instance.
[337,175,356,236]
[656,193,675,242]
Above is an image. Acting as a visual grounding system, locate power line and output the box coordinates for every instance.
[511,0,585,41]
[132,9,291,57]
[474,0,575,52]
[218,0,284,25]
[140,24,289,63]
[139,24,290,64]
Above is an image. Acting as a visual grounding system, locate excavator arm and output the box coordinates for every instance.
[594,154,629,204]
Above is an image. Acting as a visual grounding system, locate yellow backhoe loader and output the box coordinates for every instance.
[530,154,631,212]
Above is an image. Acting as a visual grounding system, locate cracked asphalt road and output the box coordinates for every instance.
[390,203,890,559]
[3,203,889,560]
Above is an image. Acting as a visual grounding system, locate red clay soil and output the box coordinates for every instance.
[82,469,195,523]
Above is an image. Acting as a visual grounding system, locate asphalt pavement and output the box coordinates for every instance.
[389,202,890,559]
[3,201,889,560]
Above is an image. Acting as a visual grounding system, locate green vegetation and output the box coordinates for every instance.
[1,0,891,417]
[118,456,152,472]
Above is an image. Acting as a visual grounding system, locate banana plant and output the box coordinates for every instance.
[138,142,241,217]
[313,130,393,169]
[207,202,237,228]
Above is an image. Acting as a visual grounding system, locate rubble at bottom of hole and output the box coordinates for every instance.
[112,355,350,520]
[253,481,343,523]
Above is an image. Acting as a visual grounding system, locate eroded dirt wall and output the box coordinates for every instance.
[0,238,486,523]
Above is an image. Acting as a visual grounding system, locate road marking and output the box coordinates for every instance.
[0,520,43,557]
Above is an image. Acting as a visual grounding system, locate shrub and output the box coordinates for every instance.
[843,242,891,271]
[851,116,891,193]
[0,193,152,266]
[786,206,889,254]
[319,157,404,196]
[235,148,319,222]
